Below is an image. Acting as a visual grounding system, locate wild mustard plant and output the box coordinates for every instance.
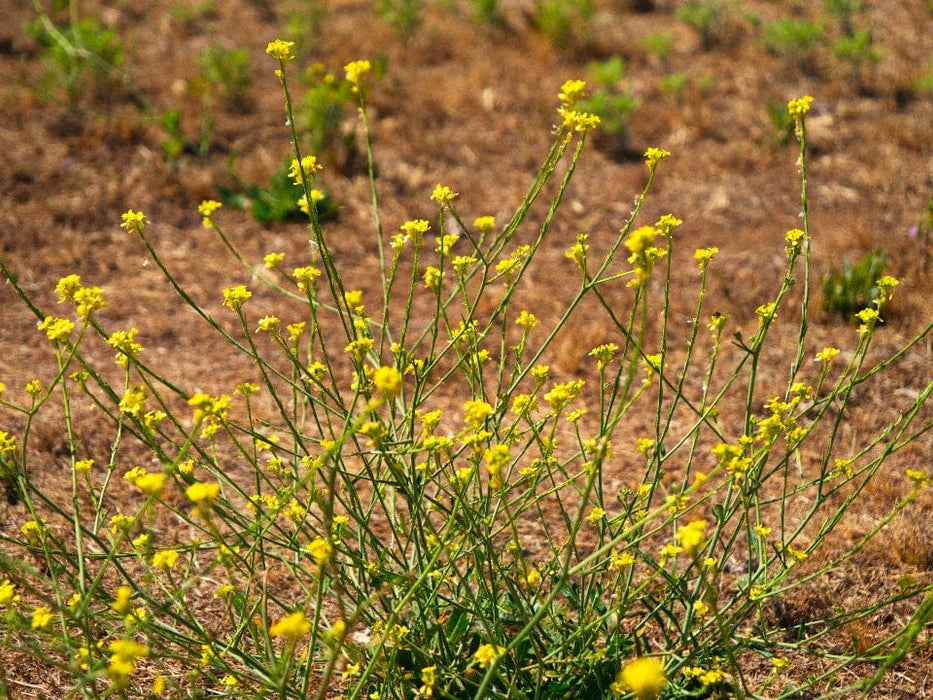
[1,35,932,700]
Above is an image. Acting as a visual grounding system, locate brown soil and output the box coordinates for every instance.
[1,0,933,698]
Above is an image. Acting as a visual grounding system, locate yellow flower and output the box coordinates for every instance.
[906,469,931,488]
[589,343,619,370]
[222,285,252,311]
[643,147,671,168]
[558,79,587,107]
[38,316,74,343]
[474,215,496,234]
[307,536,334,566]
[613,657,666,699]
[186,481,220,504]
[586,507,605,525]
[107,638,149,688]
[21,519,44,544]
[372,365,403,400]
[0,580,20,606]
[472,643,506,669]
[107,328,143,366]
[31,606,54,630]
[120,209,148,234]
[544,379,585,413]
[265,39,295,63]
[675,520,707,557]
[263,251,285,269]
[787,95,814,120]
[430,184,458,205]
[152,549,179,572]
[565,233,589,268]
[111,585,133,614]
[815,346,840,364]
[270,610,311,644]
[610,550,635,569]
[344,59,371,86]
[694,246,719,269]
[72,285,107,319]
[289,155,322,186]
[198,199,222,228]
[56,274,82,302]
[463,399,494,429]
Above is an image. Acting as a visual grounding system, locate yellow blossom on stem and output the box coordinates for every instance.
[107,328,142,366]
[474,215,496,234]
[307,536,334,566]
[198,199,222,228]
[430,184,458,205]
[186,481,220,505]
[222,285,251,311]
[372,366,403,400]
[289,155,322,186]
[271,610,311,644]
[675,520,707,557]
[120,209,148,235]
[0,580,20,606]
[787,95,813,120]
[586,507,605,525]
[38,316,74,343]
[643,147,671,169]
[613,657,667,699]
[72,286,107,319]
[265,39,295,63]
[152,549,179,572]
[472,643,506,669]
[558,79,587,107]
[344,59,371,87]
[694,246,718,270]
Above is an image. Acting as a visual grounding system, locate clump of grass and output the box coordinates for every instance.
[1,41,932,700]
[27,6,125,106]
[821,250,888,321]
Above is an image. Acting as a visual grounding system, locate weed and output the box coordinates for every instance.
[219,157,339,224]
[675,0,727,50]
[376,0,424,36]
[766,98,795,147]
[762,18,826,69]
[27,9,124,106]
[821,250,889,320]
[578,56,640,158]
[533,0,594,49]
[640,31,675,63]
[294,63,367,174]
[1,39,932,700]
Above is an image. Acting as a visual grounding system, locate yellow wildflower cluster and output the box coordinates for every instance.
[544,379,585,414]
[198,199,222,228]
[611,656,666,699]
[265,39,295,63]
[107,639,149,688]
[484,443,510,490]
[270,610,311,644]
[188,392,232,424]
[472,643,506,669]
[120,209,148,235]
[222,284,252,311]
[683,665,730,688]
[344,59,371,87]
[674,519,708,557]
[289,155,322,186]
[55,274,107,319]
[106,328,143,366]
[624,225,667,286]
[37,316,74,343]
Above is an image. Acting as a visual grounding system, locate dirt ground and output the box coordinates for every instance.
[1,0,933,697]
